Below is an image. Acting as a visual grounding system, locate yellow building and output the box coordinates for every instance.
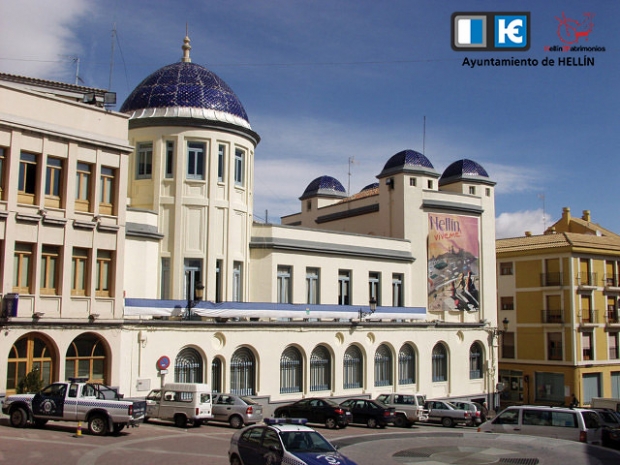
[496,207,620,407]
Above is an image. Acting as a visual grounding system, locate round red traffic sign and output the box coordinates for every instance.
[157,356,170,370]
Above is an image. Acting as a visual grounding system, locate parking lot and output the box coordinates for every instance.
[1,417,620,465]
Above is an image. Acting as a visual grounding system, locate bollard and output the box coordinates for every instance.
[74,420,83,438]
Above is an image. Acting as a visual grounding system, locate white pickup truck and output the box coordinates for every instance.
[375,393,428,427]
[2,378,146,435]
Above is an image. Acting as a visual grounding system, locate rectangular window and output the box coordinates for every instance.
[392,273,403,306]
[216,259,223,303]
[547,332,563,361]
[136,142,153,179]
[469,186,476,195]
[369,272,380,305]
[18,152,38,204]
[0,146,5,200]
[338,270,351,305]
[535,372,565,403]
[72,248,89,296]
[40,245,60,295]
[99,166,115,215]
[277,266,292,303]
[234,148,244,186]
[409,177,416,187]
[502,332,515,359]
[609,332,619,360]
[232,261,243,302]
[161,258,170,300]
[13,243,33,293]
[306,267,319,304]
[187,142,205,179]
[582,332,593,360]
[45,157,63,208]
[96,250,113,297]
[75,162,91,212]
[427,180,433,189]
[218,145,225,182]
[500,262,513,275]
[501,296,514,310]
[165,141,174,178]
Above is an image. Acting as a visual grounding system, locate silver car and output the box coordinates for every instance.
[212,393,264,428]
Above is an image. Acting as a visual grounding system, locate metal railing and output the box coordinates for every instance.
[580,309,598,324]
[541,272,564,286]
[577,272,598,287]
[541,309,564,323]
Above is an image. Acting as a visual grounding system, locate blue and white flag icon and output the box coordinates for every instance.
[457,18,484,45]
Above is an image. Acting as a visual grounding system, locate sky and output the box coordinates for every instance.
[0,0,618,239]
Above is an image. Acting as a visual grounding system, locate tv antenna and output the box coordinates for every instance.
[347,156,359,195]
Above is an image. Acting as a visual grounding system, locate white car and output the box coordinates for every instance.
[229,418,357,465]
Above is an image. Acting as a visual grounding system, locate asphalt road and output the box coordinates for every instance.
[1,418,619,465]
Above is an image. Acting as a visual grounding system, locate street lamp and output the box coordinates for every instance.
[359,297,378,320]
[185,274,204,320]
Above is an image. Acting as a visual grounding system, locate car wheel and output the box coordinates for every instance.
[174,414,187,428]
[88,414,109,436]
[230,454,242,465]
[9,407,28,428]
[441,417,454,428]
[393,414,407,428]
[367,417,378,428]
[229,415,244,429]
[325,417,337,429]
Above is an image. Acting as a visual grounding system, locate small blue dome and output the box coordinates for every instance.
[361,182,379,192]
[120,61,251,128]
[300,176,347,200]
[439,159,495,186]
[378,149,438,178]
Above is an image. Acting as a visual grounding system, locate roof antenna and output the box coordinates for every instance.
[423,115,426,154]
[538,193,547,232]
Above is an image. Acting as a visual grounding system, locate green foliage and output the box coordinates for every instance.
[16,367,45,394]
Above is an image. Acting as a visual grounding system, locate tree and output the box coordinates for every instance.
[16,367,45,394]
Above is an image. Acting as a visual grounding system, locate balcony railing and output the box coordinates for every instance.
[604,274,620,287]
[580,309,598,324]
[548,347,563,360]
[609,348,619,360]
[606,310,620,325]
[577,272,598,288]
[582,348,593,360]
[542,309,564,323]
[541,272,564,286]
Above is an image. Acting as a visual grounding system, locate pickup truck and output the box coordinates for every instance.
[375,393,428,427]
[423,400,471,427]
[2,378,146,435]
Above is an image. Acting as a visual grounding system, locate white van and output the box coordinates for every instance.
[145,383,213,427]
[478,405,602,444]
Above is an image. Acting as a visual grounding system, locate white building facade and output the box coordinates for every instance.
[0,38,499,411]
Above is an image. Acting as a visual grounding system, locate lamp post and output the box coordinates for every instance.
[185,272,204,320]
[487,317,509,412]
[358,297,378,320]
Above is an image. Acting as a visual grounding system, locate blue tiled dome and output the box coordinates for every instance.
[120,61,251,129]
[439,159,495,186]
[300,176,347,200]
[360,182,379,192]
[378,149,438,178]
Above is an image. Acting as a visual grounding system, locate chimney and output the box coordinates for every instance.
[582,210,591,222]
[562,207,571,222]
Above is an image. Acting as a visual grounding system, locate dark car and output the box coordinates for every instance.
[229,418,358,465]
[592,408,620,448]
[339,398,395,428]
[273,397,350,429]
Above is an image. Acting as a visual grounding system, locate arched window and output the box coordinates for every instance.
[398,344,415,385]
[7,335,54,395]
[66,333,107,383]
[310,345,331,392]
[343,345,363,389]
[280,347,302,393]
[432,343,448,382]
[211,357,223,393]
[374,344,392,387]
[469,342,483,379]
[175,347,203,383]
[231,347,255,396]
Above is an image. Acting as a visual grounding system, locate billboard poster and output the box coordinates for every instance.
[428,213,480,312]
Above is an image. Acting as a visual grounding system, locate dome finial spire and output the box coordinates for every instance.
[182,24,191,63]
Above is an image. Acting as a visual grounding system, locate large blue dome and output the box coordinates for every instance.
[439,159,495,186]
[120,58,251,129]
[378,149,438,178]
[300,176,347,200]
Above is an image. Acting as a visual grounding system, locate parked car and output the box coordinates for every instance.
[211,393,263,429]
[273,397,350,429]
[592,408,620,448]
[144,383,212,427]
[229,418,358,465]
[423,400,471,427]
[451,401,487,426]
[478,405,602,444]
[375,393,428,427]
[339,398,395,428]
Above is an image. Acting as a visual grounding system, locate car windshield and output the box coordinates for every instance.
[281,431,335,453]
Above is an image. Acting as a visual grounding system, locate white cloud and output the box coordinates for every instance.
[495,209,555,239]
[0,0,93,80]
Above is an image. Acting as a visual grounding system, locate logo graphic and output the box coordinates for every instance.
[555,12,594,44]
[452,12,530,51]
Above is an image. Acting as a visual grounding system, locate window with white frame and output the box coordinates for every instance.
[40,245,60,295]
[338,270,351,305]
[99,166,115,215]
[232,261,243,302]
[306,267,319,304]
[369,272,380,305]
[277,266,292,303]
[165,141,174,178]
[392,273,403,306]
[136,142,152,179]
[75,162,91,212]
[18,152,38,204]
[13,243,33,293]
[45,157,63,208]
[234,148,244,186]
[187,142,205,179]
[218,144,225,182]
